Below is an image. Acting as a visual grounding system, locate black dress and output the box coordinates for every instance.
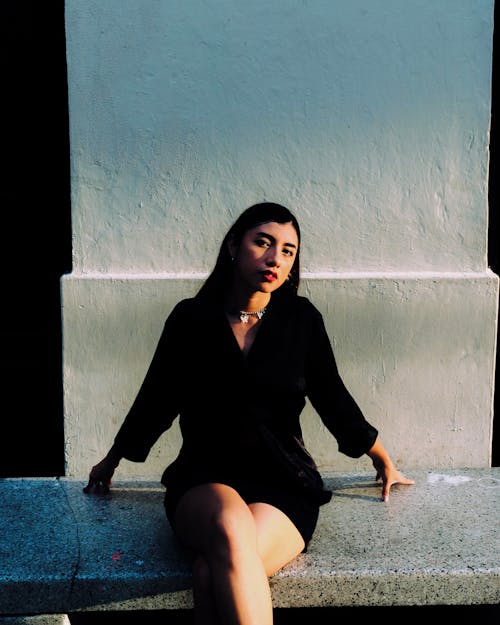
[112,292,378,546]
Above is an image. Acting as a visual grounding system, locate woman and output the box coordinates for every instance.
[85,202,414,624]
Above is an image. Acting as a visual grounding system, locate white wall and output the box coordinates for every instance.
[63,0,498,478]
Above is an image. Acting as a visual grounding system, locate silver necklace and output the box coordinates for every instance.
[238,307,267,324]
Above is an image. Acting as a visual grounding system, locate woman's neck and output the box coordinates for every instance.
[225,290,270,314]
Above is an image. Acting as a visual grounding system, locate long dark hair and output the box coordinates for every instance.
[197,202,301,301]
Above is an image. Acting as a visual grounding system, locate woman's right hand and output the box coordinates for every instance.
[83,446,122,494]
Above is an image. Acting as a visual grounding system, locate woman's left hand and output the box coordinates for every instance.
[373,462,415,502]
[367,437,415,502]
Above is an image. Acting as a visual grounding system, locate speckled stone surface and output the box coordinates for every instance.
[271,469,500,607]
[0,469,498,614]
[0,617,70,625]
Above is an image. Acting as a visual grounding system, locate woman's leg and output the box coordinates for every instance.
[191,553,219,625]
[173,484,306,624]
[248,502,305,576]
[173,482,275,625]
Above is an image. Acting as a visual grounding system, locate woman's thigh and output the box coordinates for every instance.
[172,482,305,575]
[249,502,305,576]
[173,482,258,555]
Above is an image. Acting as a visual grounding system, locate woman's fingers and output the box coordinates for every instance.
[83,479,110,494]
[83,468,112,494]
[380,472,415,502]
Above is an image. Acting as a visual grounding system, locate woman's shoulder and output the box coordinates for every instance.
[295,295,319,311]
[287,294,323,317]
[170,293,323,323]
[168,295,221,324]
[171,297,198,312]
[273,293,324,324]
[164,297,199,326]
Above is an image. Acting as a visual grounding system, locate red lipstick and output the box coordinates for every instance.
[262,271,278,282]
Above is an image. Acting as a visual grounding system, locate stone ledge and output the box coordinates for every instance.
[1,469,499,615]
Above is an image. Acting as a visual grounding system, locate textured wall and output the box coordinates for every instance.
[63,0,498,477]
[66,0,492,274]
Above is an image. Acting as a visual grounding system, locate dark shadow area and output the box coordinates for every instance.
[69,604,500,625]
[0,1,72,476]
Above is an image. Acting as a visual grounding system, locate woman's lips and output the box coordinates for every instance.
[261,271,278,282]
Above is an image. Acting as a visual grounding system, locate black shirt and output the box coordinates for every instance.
[113,293,378,502]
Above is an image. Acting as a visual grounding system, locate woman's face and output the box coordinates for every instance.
[229,221,299,295]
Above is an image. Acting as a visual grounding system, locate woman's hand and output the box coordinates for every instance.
[83,446,122,494]
[367,437,415,502]
[372,461,415,502]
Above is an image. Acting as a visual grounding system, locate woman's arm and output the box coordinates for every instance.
[84,303,189,495]
[305,303,379,457]
[366,437,415,501]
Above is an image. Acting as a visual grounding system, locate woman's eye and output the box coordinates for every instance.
[255,238,271,248]
[283,248,294,257]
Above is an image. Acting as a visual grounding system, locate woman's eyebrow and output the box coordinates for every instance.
[255,231,297,249]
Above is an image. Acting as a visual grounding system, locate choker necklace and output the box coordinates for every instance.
[238,307,267,324]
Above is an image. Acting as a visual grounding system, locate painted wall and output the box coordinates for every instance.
[63,0,498,478]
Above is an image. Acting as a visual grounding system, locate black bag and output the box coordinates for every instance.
[258,423,332,504]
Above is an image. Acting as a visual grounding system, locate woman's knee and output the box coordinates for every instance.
[207,500,258,565]
[174,483,259,564]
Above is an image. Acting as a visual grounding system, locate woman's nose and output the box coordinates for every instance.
[266,248,280,267]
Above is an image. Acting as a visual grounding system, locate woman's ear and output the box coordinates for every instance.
[227,235,237,260]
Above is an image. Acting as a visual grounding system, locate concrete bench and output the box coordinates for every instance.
[1,468,499,621]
